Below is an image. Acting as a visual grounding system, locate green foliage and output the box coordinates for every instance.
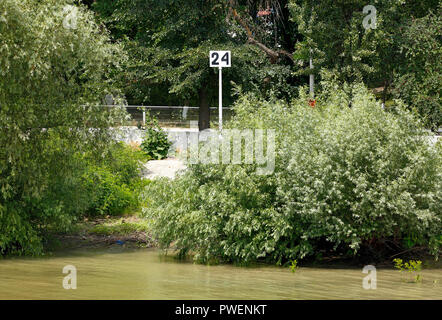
[140,114,172,160]
[82,142,147,216]
[0,206,43,256]
[0,139,146,255]
[89,218,151,236]
[289,0,376,85]
[289,260,298,273]
[0,0,127,255]
[289,0,440,128]
[143,85,442,264]
[101,142,145,185]
[92,0,230,106]
[83,166,134,216]
[393,258,423,282]
[393,8,442,131]
[92,0,300,108]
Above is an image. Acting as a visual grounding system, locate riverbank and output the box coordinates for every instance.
[44,214,441,271]
[46,215,156,252]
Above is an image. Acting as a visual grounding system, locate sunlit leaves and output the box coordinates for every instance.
[0,0,127,254]
[142,86,441,263]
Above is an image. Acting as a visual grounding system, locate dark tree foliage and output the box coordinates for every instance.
[91,0,301,130]
[289,0,440,128]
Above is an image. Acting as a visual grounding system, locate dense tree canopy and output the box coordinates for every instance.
[91,0,302,129]
[289,0,441,127]
[393,9,441,130]
[89,0,440,129]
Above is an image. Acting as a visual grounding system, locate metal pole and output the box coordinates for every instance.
[219,67,223,131]
[309,50,314,98]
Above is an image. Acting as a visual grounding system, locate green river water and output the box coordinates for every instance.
[0,248,440,300]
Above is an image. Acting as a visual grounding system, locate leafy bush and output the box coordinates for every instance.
[140,114,172,160]
[83,166,135,216]
[83,142,147,216]
[89,218,151,236]
[101,142,144,185]
[0,140,146,255]
[393,258,423,283]
[143,85,442,264]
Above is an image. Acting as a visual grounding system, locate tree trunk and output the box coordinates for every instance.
[198,86,210,131]
[382,79,390,105]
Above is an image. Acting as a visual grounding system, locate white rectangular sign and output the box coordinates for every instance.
[210,51,231,68]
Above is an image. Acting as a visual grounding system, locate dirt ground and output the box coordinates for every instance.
[47,215,156,251]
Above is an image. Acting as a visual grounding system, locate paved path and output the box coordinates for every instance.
[141,158,187,180]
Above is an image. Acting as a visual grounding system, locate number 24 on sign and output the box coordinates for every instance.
[210,51,231,68]
[210,51,231,131]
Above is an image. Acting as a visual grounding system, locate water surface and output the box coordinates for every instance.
[0,249,440,300]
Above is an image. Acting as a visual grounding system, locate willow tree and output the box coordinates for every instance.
[0,0,126,255]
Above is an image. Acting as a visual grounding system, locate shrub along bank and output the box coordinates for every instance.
[0,141,148,256]
[143,85,442,264]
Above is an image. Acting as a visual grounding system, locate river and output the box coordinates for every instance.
[0,248,440,299]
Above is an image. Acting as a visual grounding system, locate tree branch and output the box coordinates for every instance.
[228,2,293,64]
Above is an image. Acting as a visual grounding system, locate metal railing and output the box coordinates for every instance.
[97,105,233,128]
